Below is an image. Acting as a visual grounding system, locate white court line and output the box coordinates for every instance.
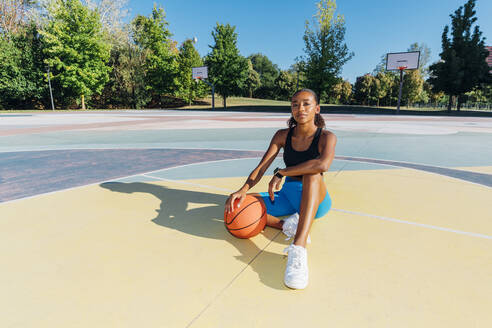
[138,157,264,174]
[141,174,234,193]
[334,156,491,189]
[336,155,456,171]
[136,176,492,240]
[332,208,492,240]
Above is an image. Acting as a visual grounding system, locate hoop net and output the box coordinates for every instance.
[398,66,407,71]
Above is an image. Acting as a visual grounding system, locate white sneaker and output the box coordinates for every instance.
[282,213,311,243]
[283,244,309,289]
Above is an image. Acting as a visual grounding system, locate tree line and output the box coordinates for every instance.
[0,0,354,109]
[0,0,490,111]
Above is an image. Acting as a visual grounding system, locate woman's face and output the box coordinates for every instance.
[291,91,320,125]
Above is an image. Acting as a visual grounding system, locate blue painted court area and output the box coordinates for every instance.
[0,111,491,327]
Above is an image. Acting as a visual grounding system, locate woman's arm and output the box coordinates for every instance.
[278,131,337,177]
[238,130,283,192]
[225,130,285,212]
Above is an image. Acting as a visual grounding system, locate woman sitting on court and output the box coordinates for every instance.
[225,89,337,289]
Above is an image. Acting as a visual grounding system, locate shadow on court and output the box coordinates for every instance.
[100,181,290,290]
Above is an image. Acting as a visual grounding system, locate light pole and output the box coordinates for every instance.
[47,66,55,111]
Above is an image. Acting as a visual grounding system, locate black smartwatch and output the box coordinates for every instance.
[274,167,284,179]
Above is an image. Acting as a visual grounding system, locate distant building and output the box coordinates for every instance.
[487,46,492,70]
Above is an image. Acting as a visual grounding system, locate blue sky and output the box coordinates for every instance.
[127,0,492,83]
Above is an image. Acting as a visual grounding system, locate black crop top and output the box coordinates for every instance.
[283,127,323,178]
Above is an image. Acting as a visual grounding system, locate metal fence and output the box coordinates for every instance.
[412,102,492,111]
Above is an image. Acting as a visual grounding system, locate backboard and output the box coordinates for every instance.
[386,51,420,70]
[192,66,208,79]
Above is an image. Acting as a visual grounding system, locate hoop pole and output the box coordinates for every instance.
[197,78,215,110]
[212,84,215,110]
[396,68,404,114]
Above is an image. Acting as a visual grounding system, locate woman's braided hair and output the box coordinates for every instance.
[287,89,325,129]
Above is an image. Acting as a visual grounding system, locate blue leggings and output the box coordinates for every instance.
[259,177,332,219]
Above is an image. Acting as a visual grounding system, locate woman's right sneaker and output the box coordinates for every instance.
[281,213,311,243]
[283,244,309,289]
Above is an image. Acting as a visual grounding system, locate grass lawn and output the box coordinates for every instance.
[2,97,491,117]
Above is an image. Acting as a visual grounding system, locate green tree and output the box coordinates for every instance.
[244,59,261,98]
[94,39,150,109]
[248,53,279,98]
[132,5,178,105]
[175,39,208,105]
[81,0,137,108]
[41,0,111,109]
[428,0,492,112]
[339,79,352,104]
[330,79,352,104]
[0,38,22,109]
[426,81,446,107]
[369,78,380,105]
[466,84,492,103]
[273,70,296,100]
[374,72,393,107]
[205,23,248,108]
[384,74,401,106]
[353,74,375,106]
[289,61,306,91]
[300,0,353,102]
[402,69,424,107]
[0,23,47,109]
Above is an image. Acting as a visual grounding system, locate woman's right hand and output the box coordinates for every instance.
[225,190,246,214]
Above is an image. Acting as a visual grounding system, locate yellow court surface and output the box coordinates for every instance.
[1,169,491,327]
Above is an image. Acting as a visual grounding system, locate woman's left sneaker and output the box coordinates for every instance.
[282,213,311,243]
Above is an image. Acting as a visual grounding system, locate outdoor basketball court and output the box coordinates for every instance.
[1,110,491,327]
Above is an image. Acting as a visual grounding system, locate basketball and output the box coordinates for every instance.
[224,195,267,239]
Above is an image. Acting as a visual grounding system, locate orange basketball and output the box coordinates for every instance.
[224,195,267,239]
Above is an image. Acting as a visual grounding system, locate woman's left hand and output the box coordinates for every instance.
[268,176,282,202]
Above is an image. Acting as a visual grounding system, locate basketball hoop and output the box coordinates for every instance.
[385,51,420,114]
[386,52,420,71]
[192,66,208,80]
[191,66,215,110]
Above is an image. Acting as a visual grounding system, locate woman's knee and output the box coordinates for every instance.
[301,173,326,203]
[302,173,323,185]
